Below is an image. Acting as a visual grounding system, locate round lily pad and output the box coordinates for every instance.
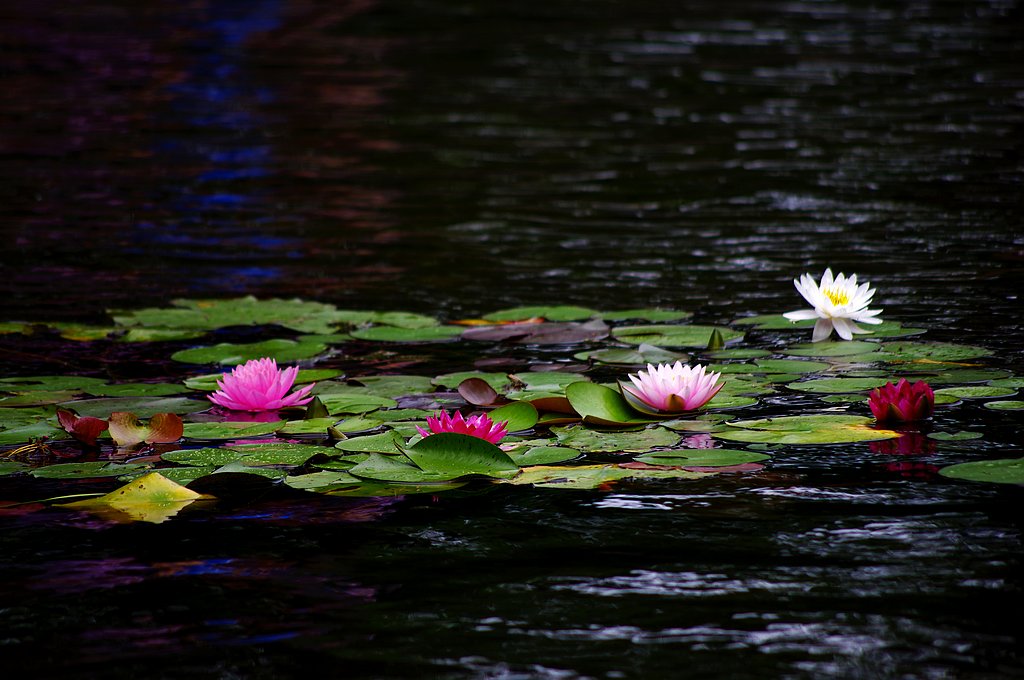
[928,431,983,441]
[939,458,1024,484]
[181,421,285,440]
[787,377,891,394]
[752,359,830,374]
[552,424,680,453]
[703,348,772,360]
[612,325,744,348]
[504,464,708,489]
[714,414,900,444]
[983,400,1024,411]
[877,341,991,362]
[60,396,207,419]
[31,462,147,479]
[171,338,328,365]
[83,383,193,397]
[334,432,405,454]
[635,449,769,467]
[0,376,108,393]
[934,386,1017,400]
[784,341,881,357]
[600,309,692,322]
[507,446,580,466]
[350,326,464,342]
[484,306,597,322]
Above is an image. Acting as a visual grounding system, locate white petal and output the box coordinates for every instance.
[845,320,870,335]
[832,317,854,340]
[783,309,820,321]
[812,318,834,342]
[820,268,834,288]
[855,313,884,325]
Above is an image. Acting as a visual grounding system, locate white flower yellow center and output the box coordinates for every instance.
[822,287,849,306]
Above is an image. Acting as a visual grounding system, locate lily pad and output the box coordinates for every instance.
[60,472,207,524]
[0,422,69,445]
[31,462,147,479]
[277,418,338,435]
[487,401,539,433]
[504,464,708,489]
[939,458,1024,485]
[714,414,900,444]
[348,375,436,397]
[318,393,397,415]
[320,480,467,497]
[731,313,815,330]
[334,431,405,455]
[752,359,830,374]
[877,341,991,362]
[784,341,881,357]
[0,391,81,407]
[348,453,458,483]
[565,382,657,426]
[0,376,108,392]
[599,309,692,322]
[171,338,328,365]
[484,306,597,322]
[635,449,769,467]
[507,445,580,466]
[163,448,244,466]
[934,386,1017,400]
[703,348,772,360]
[0,461,29,476]
[284,470,362,491]
[612,325,744,348]
[113,296,347,335]
[575,345,688,366]
[433,372,510,391]
[788,377,891,394]
[181,421,285,440]
[928,431,983,441]
[552,424,680,453]
[350,326,464,343]
[404,433,520,480]
[983,400,1024,411]
[83,383,193,397]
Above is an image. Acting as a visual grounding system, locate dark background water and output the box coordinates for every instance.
[2,0,1023,677]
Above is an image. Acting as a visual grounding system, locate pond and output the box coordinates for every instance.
[2,0,1023,677]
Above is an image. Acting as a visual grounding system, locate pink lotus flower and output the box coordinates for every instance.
[416,410,508,444]
[620,361,724,414]
[868,379,934,424]
[207,358,315,412]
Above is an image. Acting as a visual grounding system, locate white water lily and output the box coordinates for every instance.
[783,268,883,342]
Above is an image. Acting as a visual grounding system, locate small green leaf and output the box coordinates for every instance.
[404,433,520,480]
[939,458,1024,485]
[487,401,539,432]
[928,431,983,441]
[565,382,656,426]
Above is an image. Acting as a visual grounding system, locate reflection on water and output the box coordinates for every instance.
[2,0,1024,677]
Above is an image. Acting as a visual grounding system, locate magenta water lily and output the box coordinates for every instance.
[207,357,316,412]
[620,361,724,415]
[869,378,935,424]
[416,410,509,444]
[784,268,883,341]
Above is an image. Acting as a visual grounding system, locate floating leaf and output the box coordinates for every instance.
[877,341,991,362]
[983,400,1024,411]
[163,448,244,466]
[60,472,207,524]
[458,378,503,406]
[181,421,285,440]
[704,393,758,409]
[320,480,466,497]
[612,325,743,348]
[565,382,656,426]
[464,320,609,345]
[788,377,891,394]
[119,328,208,343]
[317,392,397,415]
[552,424,680,453]
[783,341,881,357]
[939,458,1024,485]
[404,433,520,480]
[575,345,687,366]
[599,309,692,322]
[113,296,347,335]
[934,386,1017,400]
[703,348,772,360]
[348,375,436,397]
[350,326,464,343]
[0,376,108,393]
[484,306,597,322]
[0,421,69,445]
[285,470,362,491]
[714,414,900,444]
[0,391,83,407]
[507,445,580,466]
[59,397,207,419]
[504,464,708,489]
[0,461,29,476]
[56,408,108,446]
[732,314,814,329]
[278,417,337,435]
[988,377,1024,389]
[348,453,456,483]
[31,462,147,479]
[487,401,539,433]
[83,383,193,397]
[171,338,328,365]
[334,431,405,455]
[751,359,830,374]
[635,449,769,467]
[433,372,510,391]
[108,412,183,446]
[928,431,983,441]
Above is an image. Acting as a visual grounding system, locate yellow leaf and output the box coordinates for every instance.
[60,472,211,524]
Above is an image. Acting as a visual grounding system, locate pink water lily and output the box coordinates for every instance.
[783,268,883,341]
[620,361,724,414]
[869,378,934,424]
[207,357,315,412]
[416,410,508,444]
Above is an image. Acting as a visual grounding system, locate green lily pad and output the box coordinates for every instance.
[320,479,467,497]
[600,309,692,322]
[31,462,147,479]
[487,401,539,433]
[119,328,210,343]
[857,321,927,338]
[334,431,405,455]
[484,306,597,322]
[348,375,436,397]
[230,443,325,466]
[163,448,243,466]
[983,400,1024,411]
[507,445,580,466]
[635,449,769,467]
[612,325,744,348]
[939,458,1024,484]
[277,418,338,435]
[509,372,590,392]
[433,372,510,391]
[0,422,69,445]
[181,421,285,440]
[363,408,433,423]
[552,424,680,453]
[348,453,458,483]
[284,470,362,491]
[0,461,29,476]
[0,391,81,407]
[705,394,759,409]
[877,341,991,362]
[113,296,347,335]
[565,382,657,426]
[934,386,1017,400]
[913,369,1012,385]
[576,346,688,366]
[787,377,891,394]
[703,348,772,360]
[752,359,830,374]
[318,392,397,415]
[504,464,708,489]
[928,431,983,441]
[171,338,328,365]
[714,414,900,444]
[987,378,1024,389]
[784,341,881,357]
[83,383,193,397]
[404,433,520,480]
[350,326,464,343]
[731,314,814,329]
[0,376,108,392]
[0,407,53,428]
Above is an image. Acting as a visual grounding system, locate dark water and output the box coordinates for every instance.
[2,0,1024,677]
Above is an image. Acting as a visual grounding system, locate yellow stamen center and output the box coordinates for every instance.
[823,287,849,306]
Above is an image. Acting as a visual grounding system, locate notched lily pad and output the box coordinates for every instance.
[612,324,743,348]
